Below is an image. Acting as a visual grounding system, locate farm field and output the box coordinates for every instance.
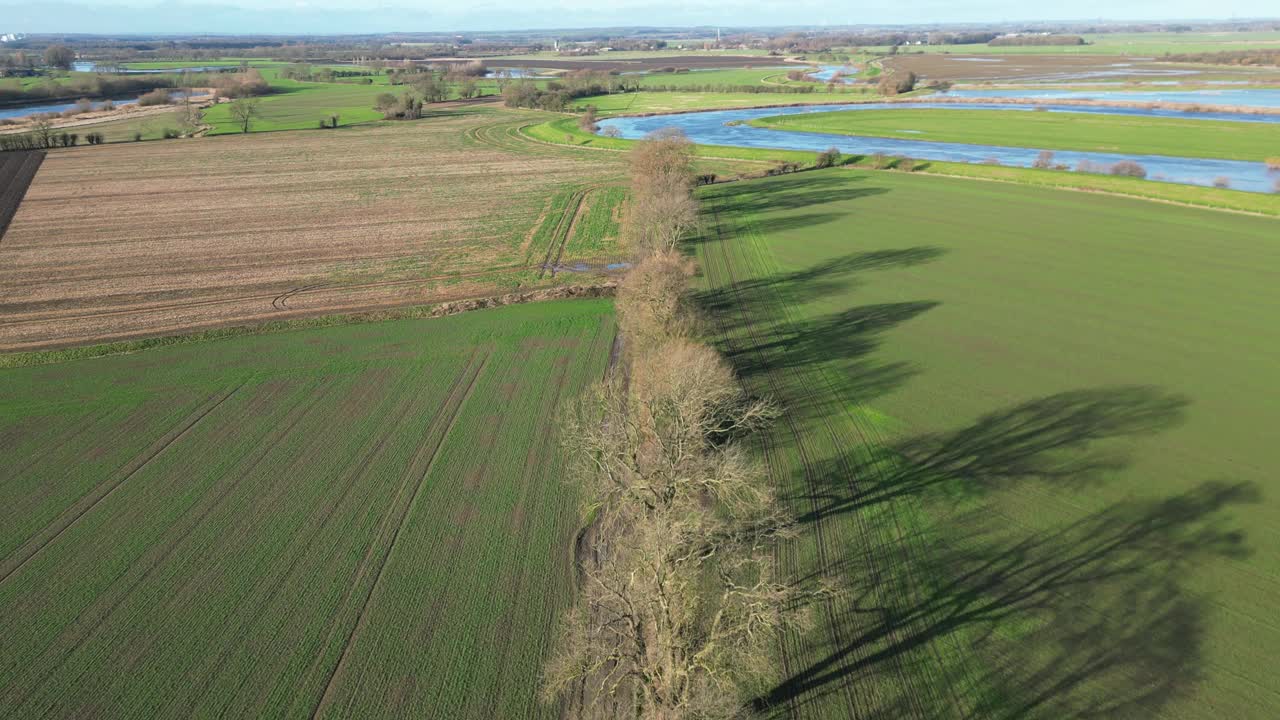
[695,169,1280,718]
[0,150,44,240]
[0,109,627,351]
[633,67,792,87]
[884,53,1280,82]
[571,90,876,116]
[197,67,507,135]
[202,76,391,133]
[749,107,1280,161]
[857,30,1280,55]
[0,299,615,718]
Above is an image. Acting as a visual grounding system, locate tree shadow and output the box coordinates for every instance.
[754,386,1257,719]
[696,246,945,335]
[791,386,1190,524]
[700,172,891,217]
[695,246,944,416]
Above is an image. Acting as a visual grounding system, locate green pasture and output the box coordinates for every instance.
[203,76,390,134]
[202,68,505,134]
[633,67,792,87]
[750,107,1280,161]
[695,168,1280,719]
[0,299,614,718]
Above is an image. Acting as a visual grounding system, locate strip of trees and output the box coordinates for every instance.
[543,130,819,718]
[1161,49,1280,66]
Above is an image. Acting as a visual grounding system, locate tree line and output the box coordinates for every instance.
[542,130,820,718]
[1160,49,1280,66]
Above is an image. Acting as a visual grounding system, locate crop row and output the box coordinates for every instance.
[0,300,615,718]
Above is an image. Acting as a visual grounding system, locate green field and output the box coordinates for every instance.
[750,107,1280,162]
[202,74,390,134]
[695,169,1280,718]
[0,299,615,718]
[200,67,508,135]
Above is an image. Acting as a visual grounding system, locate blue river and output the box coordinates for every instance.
[597,101,1280,194]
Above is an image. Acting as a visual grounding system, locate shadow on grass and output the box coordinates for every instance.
[694,165,1254,719]
[695,244,945,409]
[699,172,892,217]
[793,386,1190,523]
[755,386,1256,719]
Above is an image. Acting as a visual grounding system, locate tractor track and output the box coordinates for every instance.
[704,205,863,718]
[703,198,969,717]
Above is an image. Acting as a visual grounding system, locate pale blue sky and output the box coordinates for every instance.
[0,1,1275,35]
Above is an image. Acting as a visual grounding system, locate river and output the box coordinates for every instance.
[596,101,1280,194]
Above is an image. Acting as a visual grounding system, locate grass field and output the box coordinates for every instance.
[634,68,792,87]
[202,74,391,134]
[198,67,515,135]
[0,298,614,719]
[695,168,1280,719]
[0,109,627,350]
[749,107,1280,161]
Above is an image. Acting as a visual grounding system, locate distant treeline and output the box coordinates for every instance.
[988,35,1087,46]
[498,69,867,111]
[1161,50,1280,66]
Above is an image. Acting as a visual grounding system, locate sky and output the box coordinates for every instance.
[0,1,1275,35]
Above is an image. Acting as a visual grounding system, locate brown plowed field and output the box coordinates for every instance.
[0,111,624,351]
[884,53,1274,82]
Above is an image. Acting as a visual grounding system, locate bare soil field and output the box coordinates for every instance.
[0,151,44,241]
[886,53,1280,82]
[0,110,626,351]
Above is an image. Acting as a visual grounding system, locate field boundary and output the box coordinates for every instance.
[0,285,616,369]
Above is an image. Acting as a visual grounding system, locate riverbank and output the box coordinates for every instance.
[0,91,216,135]
[913,93,1280,116]
[748,106,1280,161]
[523,115,1280,215]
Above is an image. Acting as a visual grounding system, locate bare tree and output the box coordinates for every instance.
[579,104,599,132]
[1110,160,1148,179]
[228,98,260,134]
[43,45,76,71]
[615,251,697,348]
[458,76,479,99]
[546,341,805,718]
[31,118,54,149]
[622,129,699,254]
[625,188,700,254]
